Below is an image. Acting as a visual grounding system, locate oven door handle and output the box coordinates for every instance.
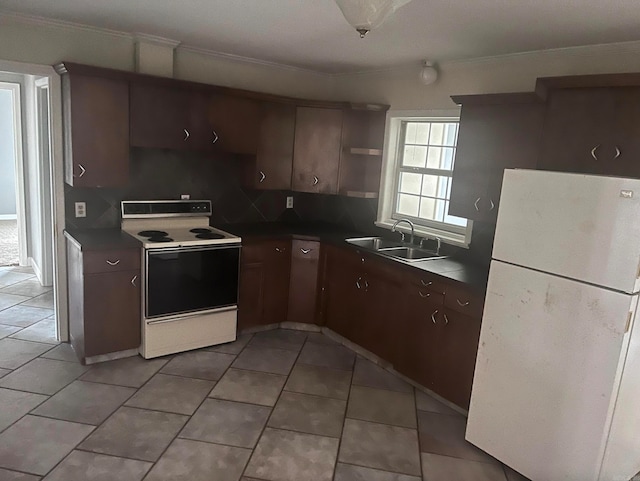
[146,305,238,324]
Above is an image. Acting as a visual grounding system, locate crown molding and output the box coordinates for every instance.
[134,32,181,48]
[0,9,134,40]
[177,45,333,78]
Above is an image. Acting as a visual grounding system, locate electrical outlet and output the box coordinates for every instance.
[75,202,86,218]
[181,194,190,200]
[286,196,294,209]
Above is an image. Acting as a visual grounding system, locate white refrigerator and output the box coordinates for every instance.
[466,169,640,481]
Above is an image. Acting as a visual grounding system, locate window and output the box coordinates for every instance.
[377,110,472,247]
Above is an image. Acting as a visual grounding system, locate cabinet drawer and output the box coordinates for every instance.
[83,249,140,274]
[444,284,484,318]
[241,239,290,264]
[291,240,320,261]
[405,269,446,295]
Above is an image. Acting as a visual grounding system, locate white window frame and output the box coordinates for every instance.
[376,109,473,248]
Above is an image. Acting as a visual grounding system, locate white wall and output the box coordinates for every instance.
[0,13,335,100]
[333,41,640,109]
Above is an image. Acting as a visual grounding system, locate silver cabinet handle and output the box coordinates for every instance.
[431,309,438,324]
[131,275,138,287]
[474,197,481,211]
[443,313,449,325]
[300,248,311,254]
[275,247,286,253]
[356,276,362,289]
[105,259,120,266]
[259,171,266,183]
[212,130,219,144]
[419,290,430,298]
[489,199,495,211]
[183,129,190,141]
[364,280,369,290]
[591,144,600,160]
[614,146,621,160]
[456,299,470,307]
[76,164,86,178]
[313,176,319,186]
[420,280,432,287]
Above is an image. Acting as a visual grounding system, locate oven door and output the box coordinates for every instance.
[145,244,240,320]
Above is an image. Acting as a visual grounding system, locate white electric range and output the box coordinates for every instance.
[122,200,241,359]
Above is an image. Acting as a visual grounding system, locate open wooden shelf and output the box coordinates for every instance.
[344,190,379,199]
[347,147,383,156]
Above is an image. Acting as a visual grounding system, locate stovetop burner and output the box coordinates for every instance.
[189,228,212,234]
[138,230,168,238]
[195,232,225,240]
[148,237,174,243]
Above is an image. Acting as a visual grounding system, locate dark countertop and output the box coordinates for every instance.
[64,229,141,251]
[215,222,489,291]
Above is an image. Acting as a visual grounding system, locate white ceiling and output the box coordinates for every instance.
[3,0,640,73]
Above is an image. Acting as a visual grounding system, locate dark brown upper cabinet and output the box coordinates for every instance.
[538,87,640,177]
[449,93,545,222]
[338,107,387,199]
[59,68,130,187]
[292,107,344,194]
[253,102,296,189]
[207,94,261,155]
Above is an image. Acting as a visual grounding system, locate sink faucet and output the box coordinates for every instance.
[391,219,414,244]
[420,235,442,255]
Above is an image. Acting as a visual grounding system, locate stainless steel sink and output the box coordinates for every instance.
[379,247,447,262]
[345,237,404,251]
[345,237,447,262]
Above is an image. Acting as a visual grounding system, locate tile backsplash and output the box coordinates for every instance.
[64,148,379,233]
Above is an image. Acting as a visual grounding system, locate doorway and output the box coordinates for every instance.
[0,61,66,343]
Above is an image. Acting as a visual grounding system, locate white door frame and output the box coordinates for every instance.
[0,81,28,266]
[0,59,67,342]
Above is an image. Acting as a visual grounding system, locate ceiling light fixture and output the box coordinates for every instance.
[419,60,438,85]
[335,0,414,38]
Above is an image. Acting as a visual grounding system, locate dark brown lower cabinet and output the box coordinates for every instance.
[238,239,291,330]
[66,238,141,363]
[287,240,320,324]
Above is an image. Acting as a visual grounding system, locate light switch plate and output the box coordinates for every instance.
[74,202,86,218]
[286,196,294,209]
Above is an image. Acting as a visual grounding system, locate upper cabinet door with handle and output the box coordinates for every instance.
[538,88,615,176]
[449,94,544,222]
[63,73,129,187]
[207,93,261,155]
[255,102,296,190]
[292,107,343,194]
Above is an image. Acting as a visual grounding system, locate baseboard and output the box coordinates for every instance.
[0,214,17,220]
[29,257,43,283]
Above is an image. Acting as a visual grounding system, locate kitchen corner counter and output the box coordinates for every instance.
[64,228,142,251]
[216,222,489,292]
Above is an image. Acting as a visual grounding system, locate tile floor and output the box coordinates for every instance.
[0,265,537,480]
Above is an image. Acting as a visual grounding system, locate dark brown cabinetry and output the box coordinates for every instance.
[254,102,296,189]
[449,94,545,222]
[539,88,640,177]
[66,237,141,363]
[338,108,387,198]
[292,107,344,194]
[287,240,321,324]
[238,239,291,330]
[130,82,260,154]
[60,70,129,187]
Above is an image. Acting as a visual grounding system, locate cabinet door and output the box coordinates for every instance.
[538,88,614,175]
[436,308,482,409]
[262,240,291,325]
[395,286,443,390]
[237,261,265,330]
[610,88,640,177]
[64,74,129,187]
[292,107,343,194]
[207,94,261,155]
[287,240,320,324]
[130,83,191,150]
[324,250,362,339]
[83,270,141,357]
[255,103,296,189]
[450,101,544,221]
